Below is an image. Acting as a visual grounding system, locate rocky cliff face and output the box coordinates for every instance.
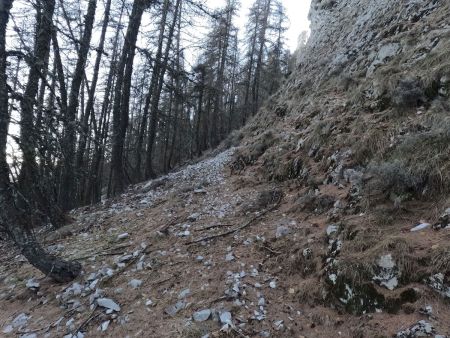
[305,0,444,79]
[239,0,450,197]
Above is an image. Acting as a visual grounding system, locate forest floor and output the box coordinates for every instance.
[0,147,450,338]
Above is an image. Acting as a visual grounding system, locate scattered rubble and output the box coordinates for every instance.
[426,273,450,299]
[433,208,450,230]
[396,320,434,337]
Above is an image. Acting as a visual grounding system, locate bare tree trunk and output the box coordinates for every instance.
[109,0,149,197]
[211,5,233,147]
[85,0,125,204]
[137,0,170,180]
[144,0,181,179]
[168,14,182,169]
[75,0,111,203]
[134,59,152,180]
[0,0,14,180]
[243,8,259,123]
[60,0,97,211]
[251,0,271,114]
[52,28,68,117]
[194,66,205,156]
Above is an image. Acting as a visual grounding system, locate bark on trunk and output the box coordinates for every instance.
[109,0,148,197]
[144,0,181,179]
[5,203,82,283]
[75,0,111,203]
[60,0,97,211]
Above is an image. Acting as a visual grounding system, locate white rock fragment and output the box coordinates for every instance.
[26,278,40,290]
[250,268,259,277]
[378,254,395,269]
[326,224,339,237]
[128,279,143,289]
[276,225,290,239]
[145,299,153,306]
[269,281,277,289]
[114,287,124,294]
[219,311,232,325]
[139,198,151,205]
[165,300,186,316]
[2,325,13,334]
[243,238,253,245]
[63,332,84,338]
[187,213,200,221]
[100,320,110,332]
[89,279,99,290]
[410,223,431,232]
[178,288,191,299]
[20,334,37,338]
[104,268,114,277]
[253,310,266,321]
[117,233,129,240]
[419,305,433,316]
[97,298,121,312]
[329,274,337,285]
[66,318,75,330]
[87,272,97,281]
[177,230,191,237]
[382,276,398,291]
[12,313,29,328]
[118,254,133,263]
[193,309,211,322]
[274,320,284,330]
[89,289,104,305]
[225,252,235,262]
[373,254,399,290]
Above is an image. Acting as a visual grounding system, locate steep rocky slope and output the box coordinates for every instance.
[1,0,450,337]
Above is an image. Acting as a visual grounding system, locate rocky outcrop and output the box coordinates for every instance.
[301,0,446,83]
[233,0,450,325]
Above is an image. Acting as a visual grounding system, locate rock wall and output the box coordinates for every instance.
[302,0,445,80]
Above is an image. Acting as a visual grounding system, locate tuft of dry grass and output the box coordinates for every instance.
[339,236,422,285]
[431,245,450,274]
[295,278,325,305]
[230,130,277,173]
[306,120,334,150]
[286,249,318,278]
[353,128,394,165]
[363,114,450,202]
